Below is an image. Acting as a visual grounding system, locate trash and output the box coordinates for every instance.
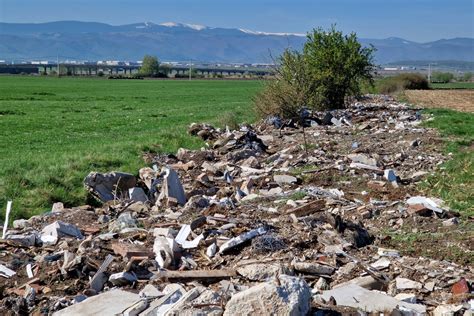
[1,200,12,239]
[84,171,137,202]
[159,167,186,206]
[40,221,83,245]
[395,277,423,290]
[219,226,268,253]
[0,264,16,278]
[128,187,148,202]
[109,271,137,286]
[451,278,470,295]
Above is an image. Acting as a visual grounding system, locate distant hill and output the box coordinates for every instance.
[0,21,473,64]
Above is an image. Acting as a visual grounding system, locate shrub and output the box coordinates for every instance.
[254,26,375,118]
[219,111,239,130]
[377,73,429,94]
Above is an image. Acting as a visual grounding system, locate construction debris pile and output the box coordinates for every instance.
[0,95,472,315]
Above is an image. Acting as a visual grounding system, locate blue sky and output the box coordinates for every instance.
[1,0,473,41]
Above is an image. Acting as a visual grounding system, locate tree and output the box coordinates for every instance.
[431,71,454,83]
[139,55,160,77]
[462,72,473,82]
[254,26,376,117]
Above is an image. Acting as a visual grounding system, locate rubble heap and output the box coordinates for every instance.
[0,96,472,315]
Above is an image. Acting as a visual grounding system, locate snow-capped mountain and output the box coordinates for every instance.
[0,21,472,63]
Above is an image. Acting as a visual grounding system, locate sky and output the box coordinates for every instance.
[0,0,473,42]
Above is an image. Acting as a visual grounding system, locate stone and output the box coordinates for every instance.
[394,293,417,303]
[139,284,163,298]
[451,278,469,295]
[240,178,254,195]
[395,277,423,290]
[241,156,261,169]
[320,284,426,314]
[51,202,64,213]
[53,289,139,316]
[237,263,291,281]
[315,277,329,291]
[273,174,297,184]
[432,304,463,316]
[140,284,187,315]
[12,219,29,229]
[109,212,137,232]
[293,261,335,275]
[84,171,137,202]
[443,217,459,226]
[223,275,311,316]
[348,153,378,167]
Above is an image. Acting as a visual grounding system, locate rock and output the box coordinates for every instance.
[273,174,297,184]
[293,261,335,275]
[315,277,329,291]
[433,304,464,316]
[395,277,423,290]
[394,293,417,303]
[348,153,378,167]
[139,284,163,298]
[320,284,426,314]
[109,212,137,232]
[12,219,29,229]
[451,278,470,295]
[40,221,83,245]
[84,171,137,202]
[237,263,291,281]
[223,275,311,316]
[51,202,64,213]
[241,156,261,169]
[184,195,209,209]
[443,217,459,226]
[53,289,139,316]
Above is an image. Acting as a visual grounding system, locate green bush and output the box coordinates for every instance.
[377,73,429,94]
[254,26,375,118]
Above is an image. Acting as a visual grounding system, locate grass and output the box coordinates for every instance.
[430,82,474,90]
[0,76,262,220]
[420,108,474,216]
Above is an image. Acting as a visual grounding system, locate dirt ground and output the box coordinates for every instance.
[404,89,474,113]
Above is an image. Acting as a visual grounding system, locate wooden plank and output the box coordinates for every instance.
[156,269,236,279]
[285,199,325,217]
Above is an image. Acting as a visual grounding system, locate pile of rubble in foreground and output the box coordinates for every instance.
[1,95,472,315]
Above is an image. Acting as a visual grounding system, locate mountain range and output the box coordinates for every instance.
[0,21,473,64]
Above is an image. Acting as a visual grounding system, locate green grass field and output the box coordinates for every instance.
[0,76,261,219]
[430,82,474,89]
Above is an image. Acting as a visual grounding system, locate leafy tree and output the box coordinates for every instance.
[462,72,473,82]
[139,55,160,77]
[431,71,454,83]
[255,26,376,117]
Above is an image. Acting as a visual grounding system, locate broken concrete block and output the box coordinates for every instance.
[394,293,417,304]
[84,171,137,202]
[128,187,148,202]
[237,263,291,281]
[442,217,459,226]
[223,275,311,316]
[40,221,83,245]
[433,304,464,316]
[53,289,140,316]
[175,224,204,249]
[293,261,335,275]
[206,243,217,258]
[160,167,186,206]
[395,277,423,290]
[0,264,16,278]
[320,284,426,314]
[140,284,187,316]
[139,284,163,298]
[273,174,297,184]
[109,271,137,286]
[348,153,378,167]
[5,233,37,247]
